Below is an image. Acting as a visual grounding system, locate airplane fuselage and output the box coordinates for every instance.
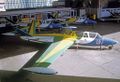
[75,31,118,47]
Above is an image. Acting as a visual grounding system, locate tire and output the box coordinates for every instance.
[108,45,113,50]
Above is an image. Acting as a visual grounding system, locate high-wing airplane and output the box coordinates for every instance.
[75,31,118,49]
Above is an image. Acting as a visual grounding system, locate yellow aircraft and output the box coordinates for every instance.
[0,16,78,82]
[14,17,77,74]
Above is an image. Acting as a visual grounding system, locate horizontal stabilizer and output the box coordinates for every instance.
[23,67,57,75]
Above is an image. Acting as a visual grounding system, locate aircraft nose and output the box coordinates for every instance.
[103,38,119,46]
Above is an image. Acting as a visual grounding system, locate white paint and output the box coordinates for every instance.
[75,17,86,23]
[40,19,51,28]
[75,31,97,44]
[20,36,54,43]
[99,8,120,18]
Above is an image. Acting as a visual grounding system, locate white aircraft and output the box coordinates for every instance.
[75,31,118,49]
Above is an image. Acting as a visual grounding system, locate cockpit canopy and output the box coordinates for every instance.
[78,31,102,39]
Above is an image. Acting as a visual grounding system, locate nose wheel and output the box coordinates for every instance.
[108,45,113,49]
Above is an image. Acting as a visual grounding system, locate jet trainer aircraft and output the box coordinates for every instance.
[75,31,118,49]
[14,19,77,73]
[39,19,77,30]
[63,16,97,25]
[0,17,77,81]
[75,16,97,25]
[0,17,118,81]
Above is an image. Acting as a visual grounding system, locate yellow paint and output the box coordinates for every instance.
[25,18,77,63]
[21,18,30,23]
[39,38,74,62]
[66,17,77,23]
[29,20,34,35]
[32,31,77,39]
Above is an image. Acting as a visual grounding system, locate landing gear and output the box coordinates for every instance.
[108,45,113,50]
[100,44,102,50]
[99,42,102,50]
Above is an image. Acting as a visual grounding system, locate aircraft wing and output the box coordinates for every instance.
[23,37,76,74]
[34,37,75,67]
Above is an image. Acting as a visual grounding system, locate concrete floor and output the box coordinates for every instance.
[0,22,120,79]
[49,22,120,79]
[0,36,48,78]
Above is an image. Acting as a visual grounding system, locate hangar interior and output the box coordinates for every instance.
[0,0,120,82]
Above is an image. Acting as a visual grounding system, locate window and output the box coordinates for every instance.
[89,32,96,38]
[83,33,88,38]
[46,20,51,23]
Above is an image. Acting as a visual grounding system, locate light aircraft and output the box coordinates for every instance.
[75,16,97,25]
[65,17,77,24]
[0,18,77,79]
[0,17,118,80]
[64,16,97,25]
[39,19,77,30]
[75,31,118,49]
[15,19,77,73]
[99,9,120,22]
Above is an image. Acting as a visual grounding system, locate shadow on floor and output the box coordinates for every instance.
[0,35,49,59]
[72,22,120,36]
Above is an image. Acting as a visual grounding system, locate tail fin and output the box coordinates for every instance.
[15,19,36,36]
[14,26,30,36]
[28,19,35,36]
